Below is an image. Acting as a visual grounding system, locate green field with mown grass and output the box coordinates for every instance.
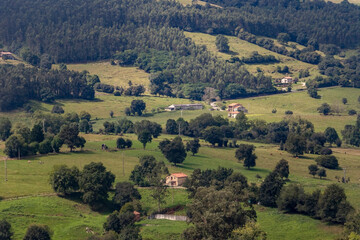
[1,131,360,239]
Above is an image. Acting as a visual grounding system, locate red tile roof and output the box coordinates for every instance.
[171,173,188,178]
[229,111,240,114]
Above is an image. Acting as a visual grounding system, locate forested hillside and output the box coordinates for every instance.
[1,0,360,108]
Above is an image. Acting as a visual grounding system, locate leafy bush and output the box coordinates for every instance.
[320,148,332,155]
[348,109,357,115]
[285,110,293,115]
[316,155,339,169]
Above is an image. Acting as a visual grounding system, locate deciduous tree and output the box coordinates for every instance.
[186,138,201,156]
[49,165,80,195]
[79,162,115,209]
[235,144,257,169]
[0,117,12,141]
[158,137,187,166]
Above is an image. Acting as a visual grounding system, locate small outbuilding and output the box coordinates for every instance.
[165,104,203,111]
[0,52,15,60]
[281,76,293,84]
[165,173,188,187]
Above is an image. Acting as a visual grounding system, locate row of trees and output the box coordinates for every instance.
[163,113,348,155]
[0,64,95,111]
[0,111,93,158]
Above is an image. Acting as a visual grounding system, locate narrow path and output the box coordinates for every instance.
[1,193,58,201]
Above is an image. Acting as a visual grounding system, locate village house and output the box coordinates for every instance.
[0,52,15,60]
[281,76,293,84]
[165,104,203,111]
[227,103,248,118]
[165,173,188,187]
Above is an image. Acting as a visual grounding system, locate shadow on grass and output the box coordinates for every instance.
[59,192,115,215]
[28,101,49,112]
[176,162,201,170]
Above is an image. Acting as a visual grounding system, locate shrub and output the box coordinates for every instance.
[272,109,277,113]
[317,103,331,115]
[0,219,13,240]
[125,139,132,148]
[316,155,339,169]
[285,110,293,115]
[114,91,121,96]
[308,164,318,177]
[51,105,64,114]
[348,109,357,115]
[317,168,327,179]
[320,148,332,155]
[116,137,127,149]
[24,224,52,240]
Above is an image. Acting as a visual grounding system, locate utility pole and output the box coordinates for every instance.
[343,167,347,183]
[43,119,46,133]
[4,157,7,182]
[122,152,125,176]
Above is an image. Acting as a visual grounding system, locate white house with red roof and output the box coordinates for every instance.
[165,173,188,187]
[281,76,293,84]
[227,103,248,118]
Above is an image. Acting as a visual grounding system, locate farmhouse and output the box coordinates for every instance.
[165,104,203,111]
[165,173,188,187]
[227,103,248,118]
[281,76,293,84]
[0,52,15,60]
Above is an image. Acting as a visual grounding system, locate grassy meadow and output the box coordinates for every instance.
[1,131,360,239]
[1,85,358,135]
[59,62,150,92]
[184,31,322,79]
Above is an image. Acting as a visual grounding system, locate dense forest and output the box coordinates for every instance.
[0,64,95,111]
[1,0,360,106]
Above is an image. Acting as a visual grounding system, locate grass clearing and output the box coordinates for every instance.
[56,62,150,91]
[184,31,321,79]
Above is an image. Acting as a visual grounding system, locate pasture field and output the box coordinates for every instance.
[58,62,151,91]
[184,31,322,79]
[1,132,360,239]
[0,86,359,134]
[229,87,360,134]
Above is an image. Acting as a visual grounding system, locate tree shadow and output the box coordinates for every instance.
[176,162,201,170]
[59,192,115,215]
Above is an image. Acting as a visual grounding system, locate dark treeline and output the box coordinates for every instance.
[0,64,95,111]
[1,0,359,56]
[201,0,360,48]
[237,30,322,64]
[0,0,277,100]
